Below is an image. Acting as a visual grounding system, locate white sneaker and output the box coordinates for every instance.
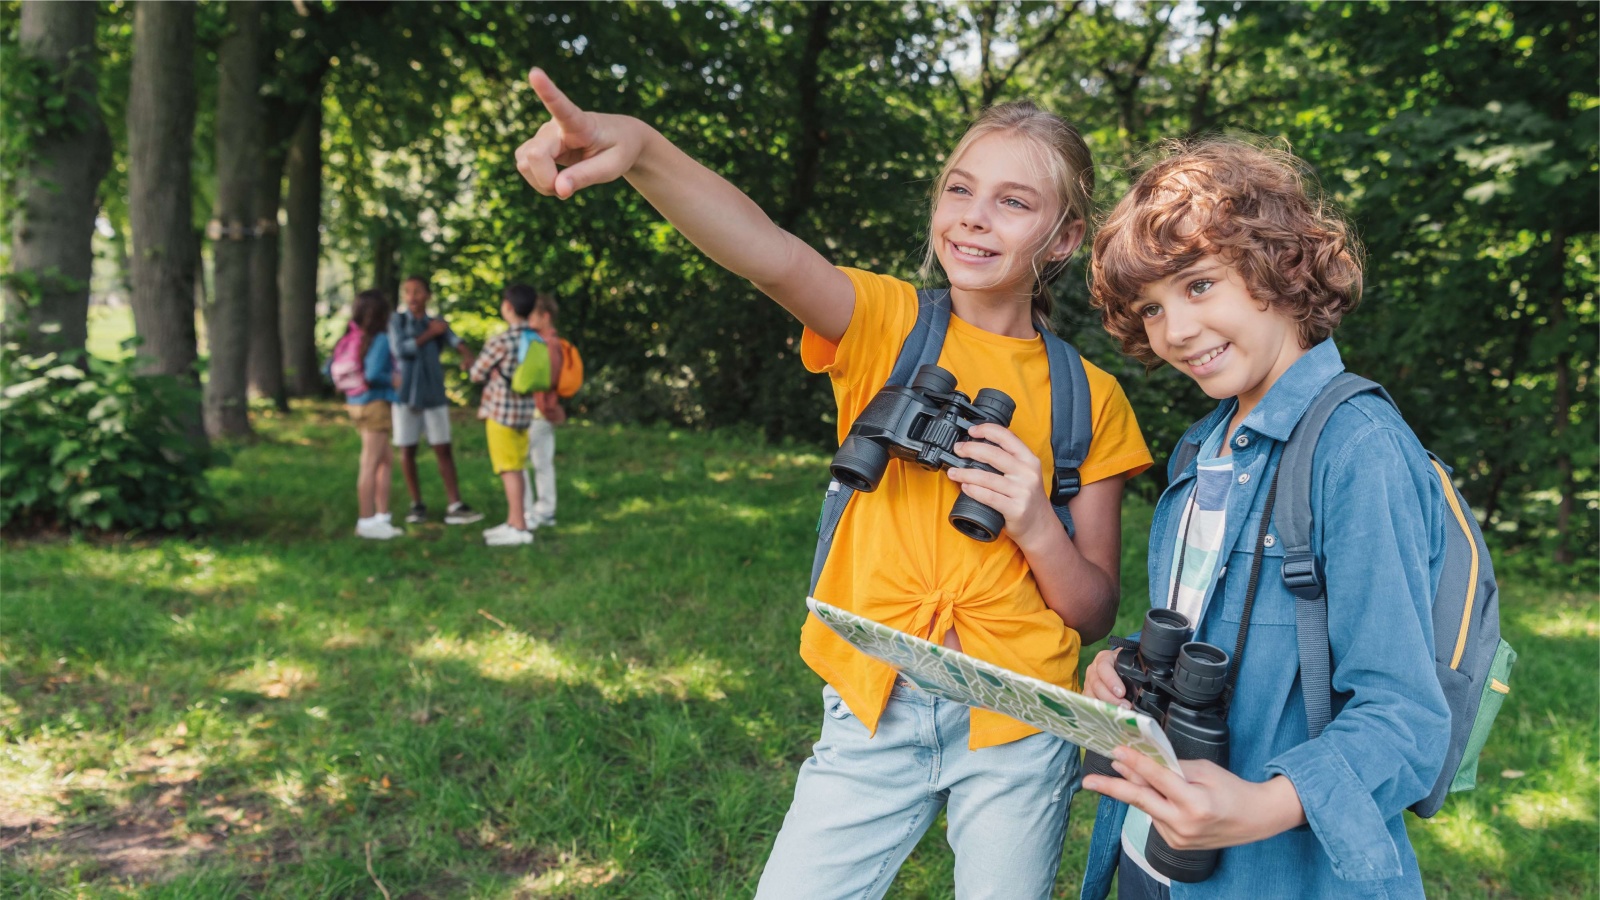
[485,526,533,547]
[356,518,404,540]
[482,522,514,539]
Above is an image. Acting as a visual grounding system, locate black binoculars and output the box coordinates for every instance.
[1083,608,1232,883]
[830,364,1015,541]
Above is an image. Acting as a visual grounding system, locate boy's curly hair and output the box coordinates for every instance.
[1091,139,1363,367]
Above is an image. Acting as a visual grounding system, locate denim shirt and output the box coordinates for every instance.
[389,311,462,410]
[1082,339,1451,900]
[347,333,398,405]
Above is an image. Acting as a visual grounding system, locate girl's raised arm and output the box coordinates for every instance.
[516,68,854,342]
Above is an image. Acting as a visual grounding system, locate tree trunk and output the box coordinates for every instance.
[779,1,832,233]
[6,1,111,356]
[248,144,288,409]
[204,0,262,438]
[280,101,324,397]
[374,230,399,303]
[127,0,200,383]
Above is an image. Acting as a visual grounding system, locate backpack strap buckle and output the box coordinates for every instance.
[1050,466,1081,507]
[1281,549,1323,600]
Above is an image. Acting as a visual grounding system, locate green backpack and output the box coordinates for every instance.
[510,328,554,395]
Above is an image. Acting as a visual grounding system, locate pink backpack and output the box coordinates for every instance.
[330,323,369,397]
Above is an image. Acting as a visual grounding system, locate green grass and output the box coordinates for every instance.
[1,406,1594,897]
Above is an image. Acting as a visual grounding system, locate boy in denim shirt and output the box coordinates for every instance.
[1078,140,1451,899]
[389,275,482,525]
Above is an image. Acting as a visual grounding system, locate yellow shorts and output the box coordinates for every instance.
[485,419,529,474]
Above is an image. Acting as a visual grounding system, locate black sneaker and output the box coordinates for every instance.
[405,503,427,524]
[444,502,485,525]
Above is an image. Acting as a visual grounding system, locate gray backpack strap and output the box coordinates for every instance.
[1040,332,1092,536]
[810,290,952,593]
[1278,372,1393,738]
[1168,416,1215,483]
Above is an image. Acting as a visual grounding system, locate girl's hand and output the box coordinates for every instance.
[1083,648,1130,708]
[947,422,1056,548]
[1082,747,1307,851]
[517,68,647,199]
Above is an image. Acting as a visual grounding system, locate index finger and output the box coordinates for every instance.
[528,67,587,128]
[1114,746,1193,794]
[964,422,1035,462]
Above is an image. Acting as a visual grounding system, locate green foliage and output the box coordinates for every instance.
[0,346,214,533]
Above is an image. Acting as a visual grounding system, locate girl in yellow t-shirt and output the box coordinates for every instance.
[515,68,1151,899]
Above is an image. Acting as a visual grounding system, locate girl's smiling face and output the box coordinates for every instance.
[931,131,1082,307]
[1132,256,1308,417]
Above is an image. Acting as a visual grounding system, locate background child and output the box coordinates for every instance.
[388,273,483,526]
[346,289,404,541]
[516,68,1151,897]
[521,291,565,529]
[467,283,540,547]
[1079,140,1451,899]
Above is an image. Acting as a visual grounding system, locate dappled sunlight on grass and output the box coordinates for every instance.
[498,853,622,896]
[1504,790,1594,830]
[1512,595,1599,640]
[409,630,741,703]
[220,658,319,699]
[1418,807,1510,871]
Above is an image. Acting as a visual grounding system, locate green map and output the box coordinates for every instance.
[807,597,1182,773]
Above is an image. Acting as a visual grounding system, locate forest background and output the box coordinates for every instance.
[2,0,1594,567]
[1,1,1596,896]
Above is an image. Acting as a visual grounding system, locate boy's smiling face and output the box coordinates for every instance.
[1131,255,1309,417]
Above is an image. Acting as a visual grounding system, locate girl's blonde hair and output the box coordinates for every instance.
[919,100,1096,332]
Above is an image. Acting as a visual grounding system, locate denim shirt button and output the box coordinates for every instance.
[1235,434,1249,448]
[1238,472,1251,485]
[1264,534,1276,547]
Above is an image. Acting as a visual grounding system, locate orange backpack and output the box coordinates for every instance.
[554,338,583,398]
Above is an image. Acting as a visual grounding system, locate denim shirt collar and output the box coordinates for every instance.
[1239,338,1346,442]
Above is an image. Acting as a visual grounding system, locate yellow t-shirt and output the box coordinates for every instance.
[801,268,1153,749]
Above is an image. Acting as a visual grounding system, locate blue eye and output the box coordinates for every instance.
[1003,197,1028,209]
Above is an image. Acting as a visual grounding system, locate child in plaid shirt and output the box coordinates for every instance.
[467,283,541,547]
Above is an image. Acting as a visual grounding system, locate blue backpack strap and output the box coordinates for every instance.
[1277,372,1393,738]
[810,290,952,593]
[1039,332,1092,536]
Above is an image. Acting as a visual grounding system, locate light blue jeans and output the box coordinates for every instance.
[756,682,1081,899]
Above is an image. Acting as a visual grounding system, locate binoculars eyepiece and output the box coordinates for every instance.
[830,364,1016,541]
[1083,608,1232,883]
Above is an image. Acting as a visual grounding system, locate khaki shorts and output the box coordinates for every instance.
[347,400,392,433]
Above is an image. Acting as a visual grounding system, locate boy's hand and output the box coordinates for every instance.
[421,319,449,342]
[1083,649,1130,708]
[517,68,645,200]
[1083,748,1307,851]
[947,422,1058,548]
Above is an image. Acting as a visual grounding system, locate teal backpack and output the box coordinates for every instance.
[510,328,554,394]
[810,289,1094,592]
[1174,372,1516,817]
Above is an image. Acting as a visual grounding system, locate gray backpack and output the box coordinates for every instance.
[810,289,1093,592]
[1175,372,1516,817]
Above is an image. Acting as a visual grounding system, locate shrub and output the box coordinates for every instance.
[1,347,215,533]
